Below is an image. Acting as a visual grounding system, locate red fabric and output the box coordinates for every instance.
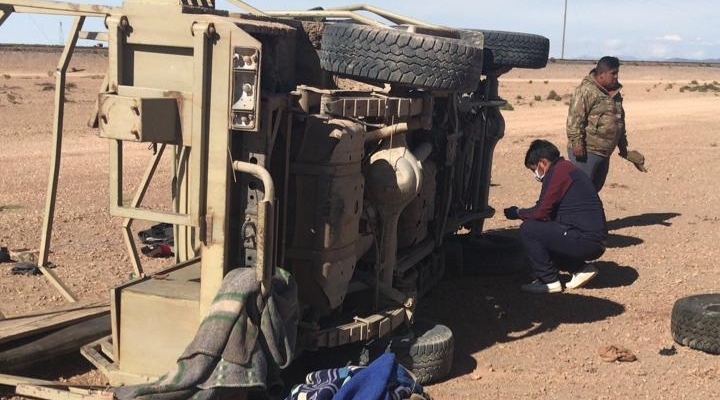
[519,159,575,221]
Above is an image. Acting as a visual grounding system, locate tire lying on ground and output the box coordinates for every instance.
[319,23,484,91]
[387,319,454,384]
[459,30,549,74]
[671,294,720,354]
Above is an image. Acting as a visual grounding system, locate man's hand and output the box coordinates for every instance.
[572,144,587,161]
[618,136,629,158]
[504,206,520,220]
[618,146,628,158]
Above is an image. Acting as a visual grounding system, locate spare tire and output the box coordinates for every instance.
[459,30,549,73]
[319,23,484,91]
[671,294,720,354]
[388,319,454,384]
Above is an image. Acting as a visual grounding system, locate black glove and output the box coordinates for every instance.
[503,206,520,220]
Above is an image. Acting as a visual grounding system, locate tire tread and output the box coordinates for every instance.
[671,294,720,354]
[319,23,483,91]
[459,29,549,73]
[392,320,454,384]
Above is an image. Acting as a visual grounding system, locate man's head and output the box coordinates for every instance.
[525,139,560,181]
[593,56,620,91]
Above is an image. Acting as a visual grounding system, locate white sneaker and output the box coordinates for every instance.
[565,264,599,289]
[521,279,563,293]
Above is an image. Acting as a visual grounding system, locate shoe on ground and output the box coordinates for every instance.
[565,264,599,289]
[521,279,562,293]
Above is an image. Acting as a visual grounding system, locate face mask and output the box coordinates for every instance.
[533,168,545,182]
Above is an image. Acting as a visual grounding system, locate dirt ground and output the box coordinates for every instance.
[1,48,719,399]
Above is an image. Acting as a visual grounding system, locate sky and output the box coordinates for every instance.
[0,0,717,61]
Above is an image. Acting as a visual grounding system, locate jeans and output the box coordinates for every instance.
[567,150,610,192]
[520,219,605,283]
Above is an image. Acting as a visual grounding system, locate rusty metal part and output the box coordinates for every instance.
[365,118,424,142]
[286,117,365,313]
[321,95,425,119]
[366,134,424,286]
[398,159,435,248]
[232,161,275,297]
[0,0,115,17]
[315,307,407,348]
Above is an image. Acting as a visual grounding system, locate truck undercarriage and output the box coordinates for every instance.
[0,0,549,391]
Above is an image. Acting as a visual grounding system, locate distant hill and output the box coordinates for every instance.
[666,57,720,63]
[573,53,720,64]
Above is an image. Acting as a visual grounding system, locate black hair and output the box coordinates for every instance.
[595,56,620,74]
[525,139,560,167]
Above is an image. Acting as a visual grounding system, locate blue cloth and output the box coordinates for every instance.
[288,365,360,400]
[287,353,423,400]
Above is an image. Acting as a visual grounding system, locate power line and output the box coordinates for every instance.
[28,16,53,44]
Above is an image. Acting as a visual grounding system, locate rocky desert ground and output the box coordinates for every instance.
[1,47,719,399]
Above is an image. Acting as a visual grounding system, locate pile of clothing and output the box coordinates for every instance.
[138,223,174,258]
[287,352,430,400]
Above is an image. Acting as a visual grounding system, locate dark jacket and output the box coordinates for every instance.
[519,158,608,241]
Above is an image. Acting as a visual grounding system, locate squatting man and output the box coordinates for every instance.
[504,140,608,293]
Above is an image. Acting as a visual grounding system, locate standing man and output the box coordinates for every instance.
[566,56,628,192]
[504,140,607,293]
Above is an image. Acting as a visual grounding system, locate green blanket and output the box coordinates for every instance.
[114,267,299,400]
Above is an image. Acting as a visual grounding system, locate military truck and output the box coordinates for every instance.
[0,0,549,389]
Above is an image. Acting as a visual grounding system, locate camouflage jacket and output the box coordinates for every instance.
[566,74,627,157]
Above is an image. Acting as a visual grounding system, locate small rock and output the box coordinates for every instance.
[659,345,677,356]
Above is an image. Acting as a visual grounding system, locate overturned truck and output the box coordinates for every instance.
[0,0,549,390]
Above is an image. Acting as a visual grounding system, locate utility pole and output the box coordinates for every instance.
[58,21,63,45]
[561,0,568,59]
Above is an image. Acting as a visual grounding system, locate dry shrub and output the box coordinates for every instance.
[37,82,54,91]
[546,90,562,101]
[499,103,514,111]
[1,87,22,104]
[680,83,720,93]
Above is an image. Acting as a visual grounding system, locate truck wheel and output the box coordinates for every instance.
[671,294,720,354]
[389,319,454,384]
[459,30,549,74]
[319,23,483,91]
